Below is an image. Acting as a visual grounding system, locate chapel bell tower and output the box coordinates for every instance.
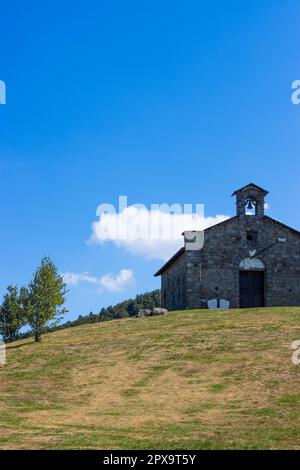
[232,183,269,217]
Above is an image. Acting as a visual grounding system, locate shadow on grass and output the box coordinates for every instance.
[6,339,35,350]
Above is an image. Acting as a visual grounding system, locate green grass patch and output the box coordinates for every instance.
[1,306,300,449]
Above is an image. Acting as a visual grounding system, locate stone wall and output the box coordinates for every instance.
[161,253,186,311]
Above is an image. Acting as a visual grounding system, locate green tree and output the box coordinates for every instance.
[25,256,67,342]
[0,285,26,342]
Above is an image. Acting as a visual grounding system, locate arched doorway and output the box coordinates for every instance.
[239,257,265,308]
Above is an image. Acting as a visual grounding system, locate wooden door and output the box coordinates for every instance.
[239,271,264,308]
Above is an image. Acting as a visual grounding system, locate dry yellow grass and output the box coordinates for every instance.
[1,307,300,449]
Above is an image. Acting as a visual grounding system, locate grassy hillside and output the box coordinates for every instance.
[1,307,300,449]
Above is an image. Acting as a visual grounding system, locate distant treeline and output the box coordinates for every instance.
[18,289,161,340]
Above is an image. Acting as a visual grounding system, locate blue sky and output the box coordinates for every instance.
[0,0,299,321]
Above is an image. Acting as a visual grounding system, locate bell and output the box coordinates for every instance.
[246,200,253,210]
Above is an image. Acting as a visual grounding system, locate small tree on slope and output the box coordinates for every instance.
[0,285,26,342]
[24,256,67,342]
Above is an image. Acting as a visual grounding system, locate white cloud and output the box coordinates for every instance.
[62,271,98,286]
[62,269,135,292]
[89,205,230,261]
[99,269,135,292]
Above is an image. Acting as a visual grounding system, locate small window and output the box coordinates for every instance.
[246,231,257,242]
